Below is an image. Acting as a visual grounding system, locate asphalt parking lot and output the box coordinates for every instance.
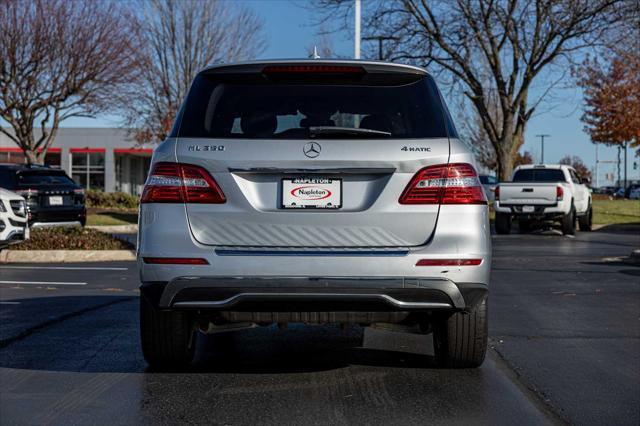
[1,228,638,425]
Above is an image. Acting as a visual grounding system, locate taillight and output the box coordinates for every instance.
[16,189,38,197]
[399,163,487,205]
[262,65,365,75]
[556,186,564,201]
[494,186,500,200]
[141,162,226,204]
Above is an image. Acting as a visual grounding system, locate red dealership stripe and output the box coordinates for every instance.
[69,148,105,153]
[114,148,153,154]
[0,147,61,153]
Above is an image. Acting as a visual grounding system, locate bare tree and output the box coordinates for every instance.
[123,0,266,144]
[316,0,630,179]
[0,0,140,164]
[559,155,592,180]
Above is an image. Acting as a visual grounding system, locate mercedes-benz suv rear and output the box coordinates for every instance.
[138,60,491,369]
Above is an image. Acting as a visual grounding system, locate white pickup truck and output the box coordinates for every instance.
[494,164,592,235]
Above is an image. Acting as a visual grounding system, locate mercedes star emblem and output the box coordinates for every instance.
[303,141,321,158]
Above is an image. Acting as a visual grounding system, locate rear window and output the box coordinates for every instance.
[17,171,76,186]
[175,74,456,139]
[479,175,498,185]
[512,169,566,182]
[0,169,16,188]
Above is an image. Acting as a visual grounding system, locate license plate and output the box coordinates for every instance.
[49,196,63,206]
[522,205,535,213]
[282,177,341,209]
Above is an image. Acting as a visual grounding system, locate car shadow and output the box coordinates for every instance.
[0,295,437,374]
[593,223,640,234]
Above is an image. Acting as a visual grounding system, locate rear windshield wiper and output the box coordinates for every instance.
[308,126,391,138]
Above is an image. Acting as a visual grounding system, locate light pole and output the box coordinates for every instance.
[363,35,398,60]
[536,134,550,163]
[354,0,361,59]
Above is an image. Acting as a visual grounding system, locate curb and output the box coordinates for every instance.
[87,224,138,234]
[0,250,136,263]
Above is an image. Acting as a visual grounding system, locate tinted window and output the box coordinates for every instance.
[512,169,566,182]
[17,171,76,186]
[479,175,498,185]
[569,169,580,184]
[177,74,454,139]
[0,170,16,188]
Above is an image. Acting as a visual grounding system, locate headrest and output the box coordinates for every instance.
[240,111,277,137]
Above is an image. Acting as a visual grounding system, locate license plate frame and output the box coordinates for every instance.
[522,205,535,213]
[282,177,342,209]
[49,196,63,206]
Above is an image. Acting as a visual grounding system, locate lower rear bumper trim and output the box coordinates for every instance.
[172,293,452,310]
[147,277,488,311]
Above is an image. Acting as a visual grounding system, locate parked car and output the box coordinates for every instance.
[0,188,29,248]
[599,186,618,196]
[137,60,491,369]
[479,174,498,202]
[614,187,626,198]
[494,164,592,235]
[628,186,640,200]
[0,164,86,227]
[624,184,640,199]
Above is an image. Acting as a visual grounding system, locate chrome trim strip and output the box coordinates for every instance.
[229,167,397,174]
[31,221,81,228]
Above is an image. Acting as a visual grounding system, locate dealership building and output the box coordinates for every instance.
[0,128,153,195]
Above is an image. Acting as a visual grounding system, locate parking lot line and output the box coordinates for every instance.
[0,281,87,286]
[1,266,129,271]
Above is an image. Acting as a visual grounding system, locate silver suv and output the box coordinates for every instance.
[138,60,491,369]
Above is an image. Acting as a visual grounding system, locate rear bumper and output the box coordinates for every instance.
[494,202,567,219]
[142,276,488,312]
[29,207,86,226]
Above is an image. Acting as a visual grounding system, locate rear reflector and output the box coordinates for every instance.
[262,65,366,75]
[141,162,226,204]
[416,259,483,266]
[143,257,209,265]
[399,163,487,205]
[494,186,500,200]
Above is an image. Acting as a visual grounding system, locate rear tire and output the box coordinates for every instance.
[578,204,593,231]
[433,299,488,368]
[561,205,576,235]
[140,293,196,369]
[495,213,511,234]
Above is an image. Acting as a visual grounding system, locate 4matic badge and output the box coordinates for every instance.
[401,146,431,152]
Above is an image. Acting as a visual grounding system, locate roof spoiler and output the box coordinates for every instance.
[200,60,427,77]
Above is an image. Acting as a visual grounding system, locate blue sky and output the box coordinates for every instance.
[64,0,639,184]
